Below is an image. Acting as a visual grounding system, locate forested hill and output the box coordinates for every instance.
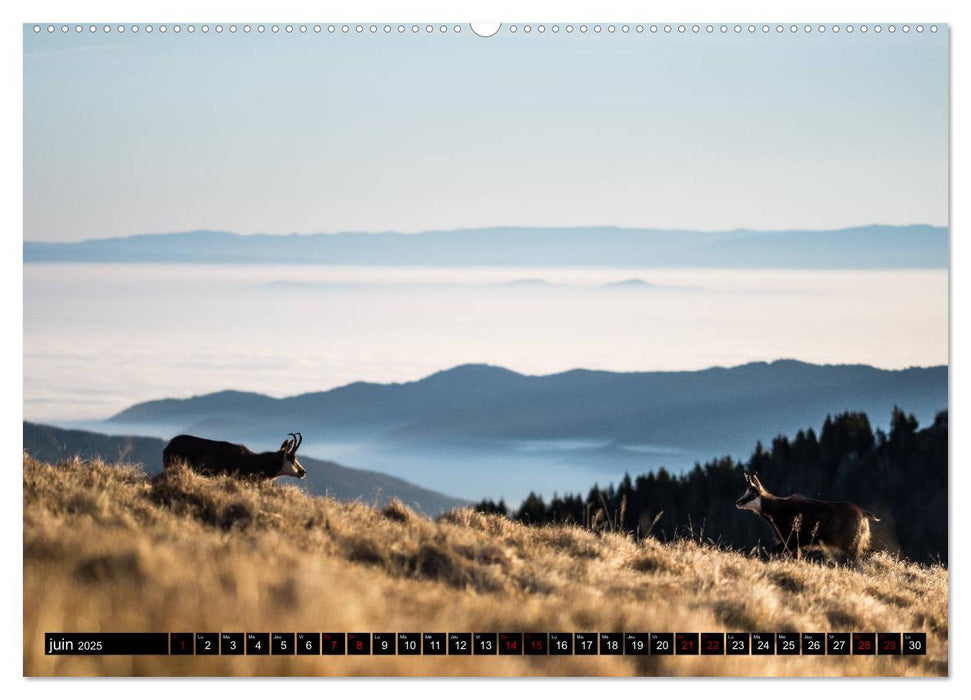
[108,362,947,466]
[482,408,948,564]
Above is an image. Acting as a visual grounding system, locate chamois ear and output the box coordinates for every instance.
[280,435,294,453]
[750,473,765,491]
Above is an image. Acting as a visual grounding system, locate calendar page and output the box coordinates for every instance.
[23,20,948,677]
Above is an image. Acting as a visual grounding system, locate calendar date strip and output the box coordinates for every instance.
[45,631,927,656]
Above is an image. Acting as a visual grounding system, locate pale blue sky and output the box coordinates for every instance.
[24,26,948,242]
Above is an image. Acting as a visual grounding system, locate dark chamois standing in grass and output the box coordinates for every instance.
[735,472,880,560]
[162,433,307,480]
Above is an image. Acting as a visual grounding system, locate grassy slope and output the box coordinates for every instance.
[23,456,947,677]
[23,422,468,516]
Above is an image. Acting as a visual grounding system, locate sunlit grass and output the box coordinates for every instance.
[24,455,947,677]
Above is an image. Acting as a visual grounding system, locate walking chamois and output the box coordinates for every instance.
[735,471,880,560]
[162,432,307,480]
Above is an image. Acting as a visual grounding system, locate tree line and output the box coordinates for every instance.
[475,408,947,564]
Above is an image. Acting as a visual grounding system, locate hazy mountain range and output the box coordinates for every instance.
[261,277,661,291]
[23,421,467,516]
[23,225,947,268]
[109,360,948,459]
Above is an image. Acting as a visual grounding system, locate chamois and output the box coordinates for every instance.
[162,433,307,480]
[735,472,880,559]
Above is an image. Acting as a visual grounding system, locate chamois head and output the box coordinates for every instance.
[735,471,766,512]
[277,432,307,479]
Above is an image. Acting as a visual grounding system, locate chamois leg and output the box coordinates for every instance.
[763,515,795,557]
[753,540,789,560]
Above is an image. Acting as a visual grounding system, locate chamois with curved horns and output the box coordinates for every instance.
[162,432,307,480]
[735,472,880,559]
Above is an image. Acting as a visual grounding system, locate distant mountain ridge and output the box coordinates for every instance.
[108,361,948,460]
[23,422,467,516]
[24,225,947,268]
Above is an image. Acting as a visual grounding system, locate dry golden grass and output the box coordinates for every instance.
[23,455,947,677]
